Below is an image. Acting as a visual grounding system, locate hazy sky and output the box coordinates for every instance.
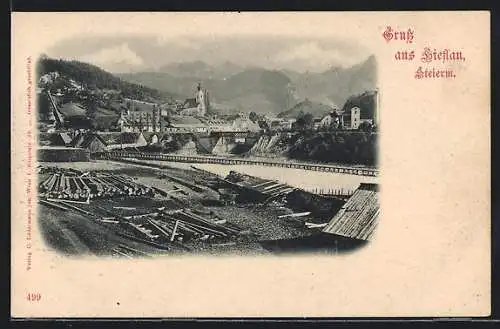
[45,34,373,74]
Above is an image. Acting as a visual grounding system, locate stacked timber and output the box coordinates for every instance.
[224,170,297,203]
[146,209,245,243]
[38,170,154,202]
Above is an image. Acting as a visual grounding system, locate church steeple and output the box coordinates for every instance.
[195,82,207,116]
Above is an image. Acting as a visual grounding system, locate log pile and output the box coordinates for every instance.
[133,209,246,244]
[39,171,154,202]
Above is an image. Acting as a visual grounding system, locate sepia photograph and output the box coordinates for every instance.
[12,12,489,318]
[35,33,379,257]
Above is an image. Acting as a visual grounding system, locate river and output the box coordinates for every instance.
[42,159,379,192]
[169,162,379,191]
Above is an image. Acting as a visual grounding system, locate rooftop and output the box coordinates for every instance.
[322,183,379,241]
[168,116,207,127]
[97,132,143,145]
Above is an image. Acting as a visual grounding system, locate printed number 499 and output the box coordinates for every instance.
[27,293,41,301]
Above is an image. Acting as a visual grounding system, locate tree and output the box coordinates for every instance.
[249,111,259,123]
[257,120,270,131]
[295,112,313,130]
[83,95,99,131]
[358,121,373,132]
[37,93,51,120]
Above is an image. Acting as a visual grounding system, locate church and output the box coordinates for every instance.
[180,83,210,117]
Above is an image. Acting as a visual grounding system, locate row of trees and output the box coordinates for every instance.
[287,131,378,166]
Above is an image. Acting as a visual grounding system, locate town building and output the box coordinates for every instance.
[99,132,148,150]
[231,117,262,132]
[50,132,73,147]
[166,116,209,133]
[342,107,362,130]
[266,118,295,131]
[315,110,343,130]
[119,102,165,133]
[70,131,148,151]
[199,117,233,132]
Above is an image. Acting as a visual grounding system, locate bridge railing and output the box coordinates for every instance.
[94,151,379,177]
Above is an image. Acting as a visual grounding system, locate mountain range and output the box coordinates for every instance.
[157,60,244,80]
[37,54,377,118]
[118,55,377,116]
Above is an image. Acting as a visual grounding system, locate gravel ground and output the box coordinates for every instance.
[206,204,316,241]
[38,204,187,257]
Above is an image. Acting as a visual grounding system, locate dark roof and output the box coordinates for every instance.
[168,116,206,126]
[70,132,86,148]
[98,132,144,145]
[195,136,218,154]
[322,183,379,241]
[96,132,120,145]
[78,133,107,149]
[183,98,197,108]
[197,117,228,125]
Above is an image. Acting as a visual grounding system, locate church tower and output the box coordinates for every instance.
[195,82,208,116]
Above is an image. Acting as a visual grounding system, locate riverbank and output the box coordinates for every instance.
[37,159,361,256]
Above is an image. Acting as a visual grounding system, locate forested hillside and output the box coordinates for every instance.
[37,57,175,102]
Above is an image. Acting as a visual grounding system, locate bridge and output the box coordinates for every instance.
[208,131,260,138]
[94,151,379,177]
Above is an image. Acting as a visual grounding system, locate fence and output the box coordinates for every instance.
[305,188,355,197]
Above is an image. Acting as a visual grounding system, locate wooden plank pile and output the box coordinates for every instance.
[39,171,154,202]
[145,209,245,244]
[224,170,297,204]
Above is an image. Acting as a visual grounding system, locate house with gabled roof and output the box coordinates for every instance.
[98,132,148,150]
[69,132,107,154]
[50,132,73,146]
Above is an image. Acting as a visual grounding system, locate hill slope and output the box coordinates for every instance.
[37,57,177,102]
[278,99,333,119]
[341,90,378,120]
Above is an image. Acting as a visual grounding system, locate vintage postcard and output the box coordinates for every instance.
[11,12,490,317]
